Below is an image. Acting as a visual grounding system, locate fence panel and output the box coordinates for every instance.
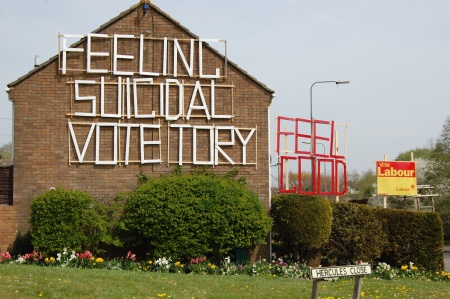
[0,166,13,205]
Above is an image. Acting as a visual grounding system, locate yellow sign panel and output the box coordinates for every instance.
[376,161,417,196]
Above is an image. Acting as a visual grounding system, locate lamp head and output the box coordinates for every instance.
[335,80,350,84]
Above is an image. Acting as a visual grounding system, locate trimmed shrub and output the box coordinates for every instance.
[375,208,444,270]
[120,172,272,261]
[325,202,387,265]
[30,187,114,255]
[271,194,332,261]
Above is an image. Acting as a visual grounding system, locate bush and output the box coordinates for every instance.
[375,208,444,270]
[30,187,115,255]
[120,172,272,261]
[271,194,332,262]
[325,202,387,265]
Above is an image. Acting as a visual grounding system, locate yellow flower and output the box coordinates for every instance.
[148,260,153,265]
[157,294,166,297]
[174,261,181,267]
[210,265,216,270]
[401,265,408,270]
[411,266,418,271]
[95,257,104,263]
[50,257,55,262]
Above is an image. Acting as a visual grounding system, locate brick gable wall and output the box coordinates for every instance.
[2,5,273,259]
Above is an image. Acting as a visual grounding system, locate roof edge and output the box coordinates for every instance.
[8,2,274,95]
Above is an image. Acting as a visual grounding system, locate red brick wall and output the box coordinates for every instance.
[5,4,272,259]
[0,205,17,252]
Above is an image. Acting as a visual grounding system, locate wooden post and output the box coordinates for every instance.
[352,276,363,299]
[311,280,320,299]
[383,154,387,208]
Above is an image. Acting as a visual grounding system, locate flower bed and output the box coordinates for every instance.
[1,249,449,282]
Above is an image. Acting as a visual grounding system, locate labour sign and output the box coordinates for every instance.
[376,161,417,196]
[310,265,372,279]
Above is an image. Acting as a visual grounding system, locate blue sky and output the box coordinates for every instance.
[1,0,449,173]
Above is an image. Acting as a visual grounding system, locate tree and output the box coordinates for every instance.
[423,116,450,242]
[394,147,432,162]
[395,147,433,185]
[0,142,12,162]
[425,116,450,196]
[287,171,313,192]
[347,169,376,200]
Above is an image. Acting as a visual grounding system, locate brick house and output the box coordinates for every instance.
[1,1,274,258]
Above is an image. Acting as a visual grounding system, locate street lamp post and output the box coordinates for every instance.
[310,80,350,124]
[309,80,349,196]
[309,80,349,152]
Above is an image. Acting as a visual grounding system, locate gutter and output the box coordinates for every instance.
[4,87,14,163]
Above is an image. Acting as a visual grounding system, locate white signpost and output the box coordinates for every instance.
[310,265,372,299]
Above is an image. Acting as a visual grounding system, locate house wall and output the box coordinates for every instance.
[0,205,17,252]
[2,4,272,259]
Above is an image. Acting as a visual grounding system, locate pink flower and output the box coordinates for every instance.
[79,251,93,259]
[1,252,11,260]
[189,257,207,265]
[126,251,136,261]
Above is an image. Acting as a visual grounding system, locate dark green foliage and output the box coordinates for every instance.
[9,231,33,256]
[436,199,450,241]
[375,208,444,270]
[322,203,444,270]
[271,194,332,261]
[30,188,116,255]
[120,173,271,261]
[325,202,387,265]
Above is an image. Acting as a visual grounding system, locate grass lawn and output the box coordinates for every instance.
[0,264,449,299]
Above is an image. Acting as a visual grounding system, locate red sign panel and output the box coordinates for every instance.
[376,161,417,196]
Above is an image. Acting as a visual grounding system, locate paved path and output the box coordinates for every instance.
[445,245,450,272]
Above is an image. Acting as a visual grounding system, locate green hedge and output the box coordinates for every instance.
[271,194,332,261]
[30,188,117,255]
[272,198,444,270]
[120,172,272,261]
[375,208,444,270]
[323,203,444,270]
[326,202,387,265]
